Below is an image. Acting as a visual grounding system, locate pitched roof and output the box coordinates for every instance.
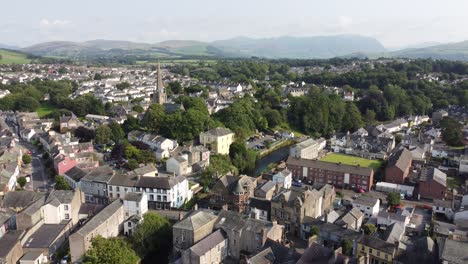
[421,168,447,187]
[359,235,396,255]
[189,229,227,256]
[203,127,233,137]
[173,210,218,231]
[387,148,412,171]
[248,247,276,264]
[335,207,364,228]
[440,239,468,264]
[63,166,89,181]
[24,223,68,248]
[76,199,123,236]
[1,191,44,209]
[130,164,157,176]
[124,192,144,202]
[109,173,139,187]
[249,197,271,212]
[0,230,24,258]
[45,190,76,206]
[353,196,379,207]
[82,165,114,183]
[287,157,373,177]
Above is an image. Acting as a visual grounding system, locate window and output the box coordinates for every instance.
[65,213,70,220]
[64,205,69,210]
[116,186,120,191]
[377,251,380,257]
[117,193,120,198]
[157,195,161,201]
[150,195,154,201]
[369,248,373,254]
[128,222,132,227]
[109,186,113,191]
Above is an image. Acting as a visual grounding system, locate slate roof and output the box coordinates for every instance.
[82,165,114,183]
[20,251,44,261]
[109,173,139,187]
[130,164,157,176]
[124,192,144,202]
[63,166,89,181]
[0,230,24,259]
[315,222,362,241]
[421,168,447,187]
[359,235,396,255]
[440,239,468,264]
[45,190,76,206]
[24,223,68,248]
[387,148,412,172]
[215,210,275,233]
[382,222,404,244]
[173,210,218,231]
[335,207,363,228]
[248,247,276,264]
[249,197,271,212]
[76,199,123,236]
[353,196,379,207]
[1,191,44,209]
[189,229,227,256]
[287,157,373,177]
[203,127,233,137]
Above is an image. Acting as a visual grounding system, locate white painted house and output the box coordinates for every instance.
[351,196,380,218]
[272,169,292,189]
[123,192,148,236]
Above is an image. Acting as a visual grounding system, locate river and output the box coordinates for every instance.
[254,145,290,176]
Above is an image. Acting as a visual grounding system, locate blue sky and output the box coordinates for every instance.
[2,0,468,48]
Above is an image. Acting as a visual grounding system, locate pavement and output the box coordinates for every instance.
[17,139,51,192]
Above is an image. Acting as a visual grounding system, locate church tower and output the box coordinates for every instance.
[153,62,167,104]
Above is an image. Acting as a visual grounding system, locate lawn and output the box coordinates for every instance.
[36,104,57,118]
[320,153,383,170]
[0,49,31,64]
[447,176,463,189]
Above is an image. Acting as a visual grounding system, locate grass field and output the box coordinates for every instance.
[36,104,57,118]
[320,153,383,170]
[0,49,30,64]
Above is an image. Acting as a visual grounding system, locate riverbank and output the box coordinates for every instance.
[258,139,295,158]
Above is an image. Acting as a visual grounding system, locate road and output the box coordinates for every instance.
[17,139,51,192]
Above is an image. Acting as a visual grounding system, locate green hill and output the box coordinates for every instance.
[0,49,31,64]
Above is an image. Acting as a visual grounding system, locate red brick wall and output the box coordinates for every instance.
[419,180,446,199]
[385,166,406,184]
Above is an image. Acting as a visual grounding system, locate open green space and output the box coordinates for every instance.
[0,49,31,64]
[447,176,463,189]
[320,153,383,171]
[36,104,58,118]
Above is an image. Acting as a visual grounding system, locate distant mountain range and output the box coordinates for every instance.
[5,36,468,61]
[18,35,385,59]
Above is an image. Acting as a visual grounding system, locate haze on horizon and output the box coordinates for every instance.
[2,0,468,49]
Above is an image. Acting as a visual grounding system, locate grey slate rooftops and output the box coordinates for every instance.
[440,239,468,264]
[109,173,139,187]
[0,230,24,259]
[82,165,114,183]
[124,192,144,202]
[130,164,157,176]
[353,195,379,207]
[63,166,89,181]
[1,191,44,209]
[249,197,271,212]
[203,127,233,137]
[173,210,218,231]
[76,199,123,236]
[359,235,396,255]
[387,148,412,171]
[189,229,227,257]
[287,157,373,176]
[421,168,447,187]
[24,222,69,248]
[45,190,76,206]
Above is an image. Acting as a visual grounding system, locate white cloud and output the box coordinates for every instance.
[39,19,71,28]
[338,16,353,30]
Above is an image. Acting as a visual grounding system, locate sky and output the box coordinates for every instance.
[2,0,468,49]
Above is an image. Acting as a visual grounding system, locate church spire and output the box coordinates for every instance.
[153,61,167,104]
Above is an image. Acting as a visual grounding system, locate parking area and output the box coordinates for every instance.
[246,134,277,150]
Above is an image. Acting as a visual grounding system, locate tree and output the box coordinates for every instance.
[342,102,363,132]
[55,176,71,190]
[141,104,165,132]
[127,159,139,170]
[108,121,125,143]
[363,223,377,235]
[387,192,401,207]
[122,115,140,133]
[229,141,257,174]
[310,226,320,237]
[95,125,112,145]
[83,236,140,264]
[131,212,172,262]
[93,73,102,80]
[341,239,353,256]
[22,154,32,164]
[116,82,131,90]
[166,81,184,95]
[17,177,27,188]
[132,105,144,113]
[440,117,464,146]
[364,109,376,126]
[74,126,95,142]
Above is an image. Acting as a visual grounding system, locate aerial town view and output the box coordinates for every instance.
[1,1,468,264]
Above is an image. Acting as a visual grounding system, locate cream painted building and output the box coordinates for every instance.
[199,127,234,155]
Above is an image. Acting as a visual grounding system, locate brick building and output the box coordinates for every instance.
[419,168,447,200]
[286,157,374,192]
[385,148,412,184]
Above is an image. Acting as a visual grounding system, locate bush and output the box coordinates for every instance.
[22,154,32,164]
[17,177,27,188]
